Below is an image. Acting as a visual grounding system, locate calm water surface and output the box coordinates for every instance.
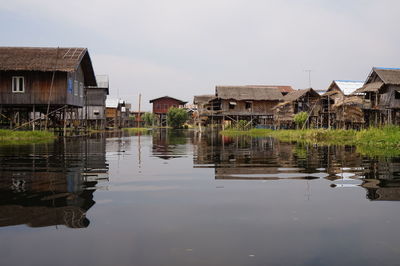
[1,129,400,266]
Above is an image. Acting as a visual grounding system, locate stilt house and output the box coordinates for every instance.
[0,47,97,129]
[332,96,365,129]
[105,99,130,128]
[353,67,400,126]
[149,96,187,126]
[193,94,216,127]
[207,85,285,127]
[321,80,364,128]
[85,74,109,129]
[273,88,321,128]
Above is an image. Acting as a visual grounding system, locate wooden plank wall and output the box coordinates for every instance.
[0,68,86,107]
[220,100,279,115]
[0,71,67,106]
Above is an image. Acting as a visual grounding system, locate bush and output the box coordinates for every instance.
[167,108,188,128]
[236,120,250,131]
[141,112,156,127]
[293,112,309,129]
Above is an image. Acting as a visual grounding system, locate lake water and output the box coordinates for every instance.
[1,129,400,266]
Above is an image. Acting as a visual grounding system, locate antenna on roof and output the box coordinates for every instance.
[304,69,312,88]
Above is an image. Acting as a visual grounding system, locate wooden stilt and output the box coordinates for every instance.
[32,105,35,131]
[63,106,67,137]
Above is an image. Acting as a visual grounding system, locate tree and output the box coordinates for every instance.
[141,112,155,127]
[167,107,188,128]
[293,112,309,129]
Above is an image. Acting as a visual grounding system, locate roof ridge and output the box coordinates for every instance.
[334,80,364,83]
[373,67,400,70]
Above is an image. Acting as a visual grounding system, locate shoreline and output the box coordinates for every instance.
[220,127,400,156]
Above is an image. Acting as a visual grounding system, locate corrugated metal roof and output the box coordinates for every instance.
[96,75,109,88]
[106,99,119,108]
[334,80,364,95]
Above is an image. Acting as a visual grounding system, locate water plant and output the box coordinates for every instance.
[0,129,55,144]
[221,126,400,156]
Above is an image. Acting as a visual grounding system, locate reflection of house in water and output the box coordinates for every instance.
[360,157,400,201]
[193,133,400,198]
[151,129,190,160]
[0,138,108,228]
[193,133,333,180]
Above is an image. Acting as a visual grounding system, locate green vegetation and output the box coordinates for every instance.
[293,112,308,129]
[123,128,151,134]
[221,126,400,156]
[224,120,251,131]
[141,112,156,127]
[0,129,55,144]
[167,108,188,129]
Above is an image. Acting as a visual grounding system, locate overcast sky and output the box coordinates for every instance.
[0,0,399,110]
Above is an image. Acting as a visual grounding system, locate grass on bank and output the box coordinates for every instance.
[221,126,400,149]
[0,129,55,144]
[123,127,152,133]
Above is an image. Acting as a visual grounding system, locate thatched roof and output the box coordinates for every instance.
[322,90,342,97]
[333,96,364,108]
[149,96,187,104]
[272,101,291,110]
[215,85,284,101]
[354,81,384,93]
[193,94,215,104]
[284,88,320,102]
[373,68,400,85]
[276,86,294,94]
[0,47,97,86]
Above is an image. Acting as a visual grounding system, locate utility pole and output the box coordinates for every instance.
[137,93,141,128]
[304,69,312,88]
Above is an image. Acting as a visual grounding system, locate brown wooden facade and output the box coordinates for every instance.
[0,47,96,131]
[354,68,400,126]
[149,96,187,126]
[195,86,285,127]
[273,88,321,128]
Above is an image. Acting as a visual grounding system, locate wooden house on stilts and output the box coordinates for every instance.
[0,47,97,131]
[149,96,187,126]
[273,88,321,128]
[205,85,287,127]
[193,94,216,127]
[332,95,365,129]
[320,80,364,128]
[84,75,109,130]
[353,67,400,126]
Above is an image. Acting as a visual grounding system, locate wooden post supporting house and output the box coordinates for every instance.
[320,80,364,129]
[149,96,188,127]
[273,88,321,129]
[353,68,400,127]
[84,75,109,130]
[0,47,97,131]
